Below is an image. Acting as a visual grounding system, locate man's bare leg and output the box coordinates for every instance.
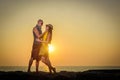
[36,60,39,73]
[36,56,42,73]
[28,58,33,72]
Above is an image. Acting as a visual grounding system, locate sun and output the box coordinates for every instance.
[48,44,54,53]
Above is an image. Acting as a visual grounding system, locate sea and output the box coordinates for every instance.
[0,66,120,72]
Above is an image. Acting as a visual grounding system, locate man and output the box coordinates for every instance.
[27,19,45,72]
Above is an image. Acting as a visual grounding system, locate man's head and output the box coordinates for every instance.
[37,19,43,27]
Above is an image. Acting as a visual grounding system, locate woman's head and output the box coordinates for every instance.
[46,24,53,43]
[46,24,53,32]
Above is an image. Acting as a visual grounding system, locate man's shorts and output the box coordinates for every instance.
[31,43,41,61]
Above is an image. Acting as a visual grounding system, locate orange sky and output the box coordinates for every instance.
[0,0,120,66]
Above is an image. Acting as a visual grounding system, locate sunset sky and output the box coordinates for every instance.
[0,0,120,66]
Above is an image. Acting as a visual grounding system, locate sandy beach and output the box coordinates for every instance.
[0,69,120,80]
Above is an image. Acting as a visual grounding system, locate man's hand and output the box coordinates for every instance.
[36,38,41,42]
[39,30,48,38]
[36,38,48,43]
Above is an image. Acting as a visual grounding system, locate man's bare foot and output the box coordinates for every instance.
[27,69,31,72]
[36,70,39,73]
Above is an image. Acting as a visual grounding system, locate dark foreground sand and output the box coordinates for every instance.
[0,69,120,80]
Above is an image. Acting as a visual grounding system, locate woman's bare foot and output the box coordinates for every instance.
[52,67,56,73]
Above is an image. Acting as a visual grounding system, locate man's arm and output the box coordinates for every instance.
[37,33,50,43]
[33,27,40,38]
[39,31,46,38]
[33,27,46,38]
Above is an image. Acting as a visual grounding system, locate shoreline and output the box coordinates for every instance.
[0,66,120,72]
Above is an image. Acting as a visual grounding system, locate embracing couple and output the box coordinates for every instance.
[27,19,56,74]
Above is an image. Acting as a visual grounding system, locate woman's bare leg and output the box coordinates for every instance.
[42,57,56,73]
[41,57,51,73]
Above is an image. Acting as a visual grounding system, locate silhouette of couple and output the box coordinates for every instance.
[28,19,56,74]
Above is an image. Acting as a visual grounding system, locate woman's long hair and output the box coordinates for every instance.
[47,24,53,44]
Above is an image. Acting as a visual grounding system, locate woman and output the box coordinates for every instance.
[36,24,56,73]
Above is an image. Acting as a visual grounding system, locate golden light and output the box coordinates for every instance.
[48,44,54,53]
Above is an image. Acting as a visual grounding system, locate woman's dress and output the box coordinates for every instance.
[39,32,49,57]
